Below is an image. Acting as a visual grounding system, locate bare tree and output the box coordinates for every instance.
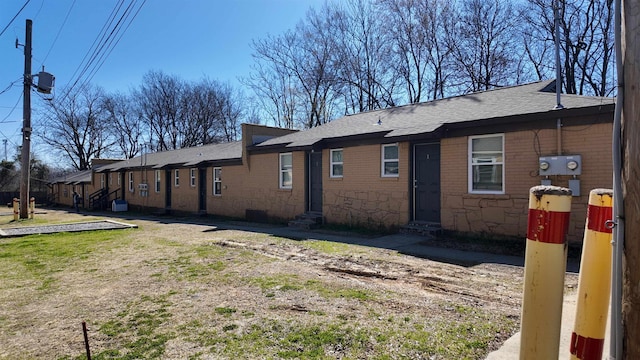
[40,84,113,170]
[247,5,337,129]
[103,92,146,159]
[380,0,457,102]
[0,160,18,191]
[215,82,243,141]
[450,0,523,93]
[330,0,398,112]
[136,71,186,151]
[182,78,243,145]
[244,61,299,129]
[521,0,615,96]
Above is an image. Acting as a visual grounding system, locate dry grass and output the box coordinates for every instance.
[0,209,572,359]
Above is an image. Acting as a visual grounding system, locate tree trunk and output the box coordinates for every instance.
[622,1,640,358]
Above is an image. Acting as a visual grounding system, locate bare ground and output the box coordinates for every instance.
[0,210,578,359]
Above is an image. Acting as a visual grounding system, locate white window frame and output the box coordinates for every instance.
[468,133,505,194]
[128,172,134,192]
[279,153,293,189]
[117,172,121,186]
[190,168,196,187]
[381,144,399,177]
[330,149,344,178]
[109,173,112,186]
[174,169,180,187]
[155,170,161,193]
[100,174,105,189]
[213,167,222,196]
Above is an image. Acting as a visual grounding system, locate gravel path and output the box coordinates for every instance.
[0,220,137,237]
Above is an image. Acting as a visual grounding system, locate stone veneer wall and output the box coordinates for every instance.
[322,142,410,229]
[440,122,613,242]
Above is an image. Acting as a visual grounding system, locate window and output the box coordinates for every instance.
[174,169,180,187]
[155,170,161,192]
[330,149,343,178]
[469,134,504,193]
[109,173,112,186]
[117,173,121,186]
[381,144,399,177]
[190,168,196,187]
[213,167,222,196]
[279,153,293,189]
[100,174,105,189]
[128,172,134,192]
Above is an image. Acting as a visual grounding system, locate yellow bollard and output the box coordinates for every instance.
[29,197,35,219]
[12,198,19,221]
[570,189,613,360]
[520,186,572,360]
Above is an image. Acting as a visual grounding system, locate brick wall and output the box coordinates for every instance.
[206,152,306,221]
[322,142,410,229]
[168,168,200,212]
[441,122,613,242]
[121,169,166,210]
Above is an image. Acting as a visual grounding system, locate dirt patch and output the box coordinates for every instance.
[0,210,578,359]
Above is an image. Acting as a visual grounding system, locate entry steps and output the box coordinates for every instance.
[400,221,442,238]
[288,211,324,230]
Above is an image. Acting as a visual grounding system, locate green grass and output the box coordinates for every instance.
[178,307,513,359]
[301,240,356,255]
[90,292,176,360]
[0,230,129,292]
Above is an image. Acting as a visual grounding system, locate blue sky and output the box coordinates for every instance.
[0,0,324,163]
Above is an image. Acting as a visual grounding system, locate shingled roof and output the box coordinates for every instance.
[99,141,243,172]
[255,80,614,149]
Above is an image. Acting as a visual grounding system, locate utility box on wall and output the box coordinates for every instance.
[539,155,582,176]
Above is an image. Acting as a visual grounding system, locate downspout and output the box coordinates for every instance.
[610,0,624,357]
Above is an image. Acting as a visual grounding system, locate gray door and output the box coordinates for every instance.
[414,143,441,222]
[198,168,206,212]
[165,170,172,209]
[309,152,323,212]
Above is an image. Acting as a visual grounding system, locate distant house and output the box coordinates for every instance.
[49,80,614,242]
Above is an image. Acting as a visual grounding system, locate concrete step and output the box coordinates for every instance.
[289,212,323,229]
[288,218,319,230]
[400,221,442,238]
[294,212,323,224]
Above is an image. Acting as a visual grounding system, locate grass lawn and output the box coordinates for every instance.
[0,210,527,359]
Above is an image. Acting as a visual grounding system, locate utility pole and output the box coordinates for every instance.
[621,0,640,358]
[19,19,32,219]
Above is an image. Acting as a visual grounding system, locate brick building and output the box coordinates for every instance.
[49,80,614,242]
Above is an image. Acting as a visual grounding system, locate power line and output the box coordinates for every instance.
[39,0,77,66]
[81,0,147,88]
[0,78,22,96]
[0,0,31,39]
[60,0,129,99]
[0,93,23,124]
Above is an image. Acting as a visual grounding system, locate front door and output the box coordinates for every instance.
[308,151,323,212]
[165,170,172,209]
[198,168,207,212]
[120,172,126,201]
[413,143,441,222]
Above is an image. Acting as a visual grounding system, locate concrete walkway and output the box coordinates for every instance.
[486,290,610,360]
